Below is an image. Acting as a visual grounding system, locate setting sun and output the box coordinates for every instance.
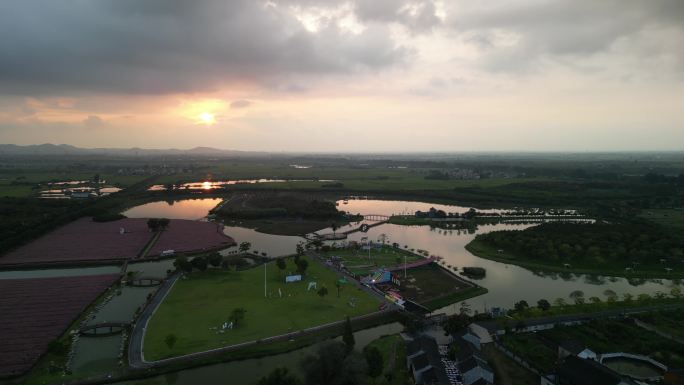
[199,112,216,125]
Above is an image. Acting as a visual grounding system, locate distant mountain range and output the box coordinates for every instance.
[0,144,268,157]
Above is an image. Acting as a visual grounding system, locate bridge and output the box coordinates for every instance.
[79,322,130,337]
[128,276,164,287]
[363,214,390,221]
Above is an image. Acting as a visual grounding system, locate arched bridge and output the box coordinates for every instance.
[79,322,130,337]
[128,277,164,287]
[363,214,390,221]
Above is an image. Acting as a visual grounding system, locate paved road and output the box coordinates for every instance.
[128,272,180,368]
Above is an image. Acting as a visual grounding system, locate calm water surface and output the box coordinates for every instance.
[122,198,222,220]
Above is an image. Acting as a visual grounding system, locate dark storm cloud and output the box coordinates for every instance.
[448,0,684,72]
[0,0,408,95]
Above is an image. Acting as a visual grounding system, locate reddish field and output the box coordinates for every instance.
[0,217,153,266]
[149,220,235,256]
[0,274,119,378]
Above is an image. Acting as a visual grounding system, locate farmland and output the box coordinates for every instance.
[0,274,119,378]
[148,220,235,256]
[0,217,237,267]
[0,217,152,266]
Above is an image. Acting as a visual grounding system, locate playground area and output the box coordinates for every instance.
[323,245,423,276]
[143,256,380,360]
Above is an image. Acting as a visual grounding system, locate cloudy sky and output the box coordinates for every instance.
[1,0,683,151]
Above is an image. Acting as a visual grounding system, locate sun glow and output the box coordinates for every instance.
[201,181,212,190]
[199,112,216,125]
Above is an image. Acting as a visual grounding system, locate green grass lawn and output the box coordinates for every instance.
[323,246,422,276]
[365,334,409,385]
[640,208,684,231]
[631,308,684,340]
[144,256,380,360]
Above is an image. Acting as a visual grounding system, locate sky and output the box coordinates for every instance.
[0,0,683,152]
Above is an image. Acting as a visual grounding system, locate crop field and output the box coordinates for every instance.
[0,274,119,378]
[144,256,380,360]
[0,217,153,266]
[148,220,235,256]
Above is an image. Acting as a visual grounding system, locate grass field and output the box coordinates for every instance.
[144,256,380,360]
[482,344,538,385]
[640,208,684,231]
[323,246,422,276]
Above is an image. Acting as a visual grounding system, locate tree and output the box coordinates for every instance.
[443,313,471,335]
[209,253,222,268]
[258,368,302,385]
[363,346,383,382]
[514,300,529,313]
[317,286,329,299]
[553,298,566,307]
[459,301,472,315]
[239,242,252,253]
[671,287,682,299]
[296,242,305,256]
[589,296,601,304]
[191,256,208,271]
[603,289,618,302]
[147,218,160,232]
[230,307,246,327]
[537,299,551,312]
[296,259,309,275]
[165,334,177,350]
[277,258,287,276]
[301,342,366,385]
[378,233,388,245]
[569,290,585,305]
[174,255,192,272]
[623,293,634,302]
[158,218,170,230]
[335,280,343,298]
[343,316,355,351]
[331,222,339,236]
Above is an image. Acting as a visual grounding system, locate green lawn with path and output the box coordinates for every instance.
[144,256,380,360]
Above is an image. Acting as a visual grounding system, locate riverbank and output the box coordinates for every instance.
[466,238,684,279]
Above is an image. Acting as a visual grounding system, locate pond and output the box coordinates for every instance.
[602,356,665,379]
[147,179,334,191]
[122,198,223,220]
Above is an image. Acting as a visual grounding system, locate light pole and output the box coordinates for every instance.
[404,255,407,278]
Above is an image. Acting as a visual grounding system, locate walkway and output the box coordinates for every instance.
[128,272,180,368]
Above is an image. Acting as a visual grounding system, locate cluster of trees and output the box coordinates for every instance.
[219,193,341,220]
[258,318,385,385]
[173,253,228,272]
[509,287,683,316]
[477,222,684,265]
[146,217,170,231]
[276,255,309,277]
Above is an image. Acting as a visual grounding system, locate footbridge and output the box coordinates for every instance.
[128,276,164,287]
[79,322,130,337]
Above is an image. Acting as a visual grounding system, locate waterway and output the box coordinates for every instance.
[13,197,681,385]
